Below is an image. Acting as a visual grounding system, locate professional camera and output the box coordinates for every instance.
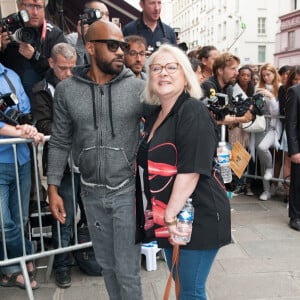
[202,93,265,121]
[202,93,232,121]
[0,93,33,126]
[232,93,265,117]
[0,10,37,43]
[0,93,18,112]
[79,8,102,25]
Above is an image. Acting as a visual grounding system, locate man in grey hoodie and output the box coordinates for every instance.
[47,21,146,299]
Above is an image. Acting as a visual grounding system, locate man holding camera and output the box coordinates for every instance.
[122,0,177,54]
[0,0,65,98]
[201,52,253,125]
[65,1,110,66]
[0,60,44,289]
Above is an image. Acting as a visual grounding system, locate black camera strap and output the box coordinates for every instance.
[3,73,16,94]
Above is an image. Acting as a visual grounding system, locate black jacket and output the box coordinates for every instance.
[286,84,300,156]
[31,69,60,175]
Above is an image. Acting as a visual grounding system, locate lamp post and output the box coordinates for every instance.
[227,15,246,51]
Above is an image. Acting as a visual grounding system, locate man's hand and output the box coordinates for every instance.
[18,42,35,59]
[48,185,66,224]
[0,30,11,51]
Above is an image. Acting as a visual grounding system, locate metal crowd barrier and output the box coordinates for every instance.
[0,136,91,300]
[242,114,290,188]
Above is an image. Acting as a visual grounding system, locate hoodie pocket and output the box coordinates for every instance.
[78,146,134,188]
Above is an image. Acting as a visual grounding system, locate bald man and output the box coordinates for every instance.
[47,21,146,299]
[65,1,110,65]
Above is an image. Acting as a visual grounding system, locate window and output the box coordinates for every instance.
[258,45,266,63]
[258,17,266,34]
[288,31,295,49]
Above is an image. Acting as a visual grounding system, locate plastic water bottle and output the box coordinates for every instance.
[217,141,232,183]
[175,198,194,243]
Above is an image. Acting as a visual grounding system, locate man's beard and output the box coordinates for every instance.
[95,56,123,75]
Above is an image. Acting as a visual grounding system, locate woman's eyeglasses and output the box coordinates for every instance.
[89,39,130,53]
[149,63,179,75]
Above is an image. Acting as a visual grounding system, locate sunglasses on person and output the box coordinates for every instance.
[89,39,130,53]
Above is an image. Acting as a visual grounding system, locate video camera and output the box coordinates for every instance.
[79,8,102,25]
[202,93,265,121]
[0,93,33,126]
[0,10,37,44]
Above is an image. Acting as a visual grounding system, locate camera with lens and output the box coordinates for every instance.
[79,8,102,25]
[202,93,231,121]
[202,92,265,121]
[232,93,265,117]
[0,10,37,44]
[0,93,33,126]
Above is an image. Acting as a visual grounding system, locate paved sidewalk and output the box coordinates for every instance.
[2,194,300,300]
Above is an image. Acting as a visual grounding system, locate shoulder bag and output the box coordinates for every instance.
[242,115,266,133]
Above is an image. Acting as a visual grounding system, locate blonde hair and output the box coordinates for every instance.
[258,63,280,98]
[143,44,202,105]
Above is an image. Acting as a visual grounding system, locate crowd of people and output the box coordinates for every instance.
[0,0,299,299]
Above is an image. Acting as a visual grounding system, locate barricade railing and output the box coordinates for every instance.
[237,113,290,188]
[0,136,91,300]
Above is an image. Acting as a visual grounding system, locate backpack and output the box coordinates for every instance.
[73,224,102,276]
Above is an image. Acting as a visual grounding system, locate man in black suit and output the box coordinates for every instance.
[286,83,300,231]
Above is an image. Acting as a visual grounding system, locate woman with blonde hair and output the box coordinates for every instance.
[255,63,282,201]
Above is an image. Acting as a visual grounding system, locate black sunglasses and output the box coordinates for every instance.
[89,39,130,52]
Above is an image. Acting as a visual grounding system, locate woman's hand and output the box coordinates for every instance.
[166,223,190,246]
[256,88,274,99]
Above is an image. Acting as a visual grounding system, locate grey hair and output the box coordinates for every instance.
[51,43,77,61]
[16,0,49,6]
[143,44,203,105]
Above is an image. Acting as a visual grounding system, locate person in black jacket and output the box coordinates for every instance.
[0,0,66,98]
[285,82,300,231]
[122,0,177,53]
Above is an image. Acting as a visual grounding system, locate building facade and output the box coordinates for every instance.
[167,0,294,66]
[274,9,300,67]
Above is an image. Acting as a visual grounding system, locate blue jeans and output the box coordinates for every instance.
[52,172,81,272]
[81,186,142,300]
[0,161,32,274]
[164,247,218,300]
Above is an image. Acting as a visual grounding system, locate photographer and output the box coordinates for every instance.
[65,1,109,66]
[201,52,254,126]
[0,0,65,98]
[0,62,44,289]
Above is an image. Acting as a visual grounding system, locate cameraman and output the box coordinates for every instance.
[201,52,254,125]
[0,61,44,289]
[65,1,110,66]
[0,0,66,98]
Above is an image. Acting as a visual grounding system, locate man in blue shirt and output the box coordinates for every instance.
[0,62,44,289]
[122,0,177,53]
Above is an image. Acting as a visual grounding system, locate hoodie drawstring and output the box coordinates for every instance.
[92,85,98,129]
[108,84,116,138]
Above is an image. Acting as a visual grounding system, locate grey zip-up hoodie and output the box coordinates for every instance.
[47,65,146,195]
